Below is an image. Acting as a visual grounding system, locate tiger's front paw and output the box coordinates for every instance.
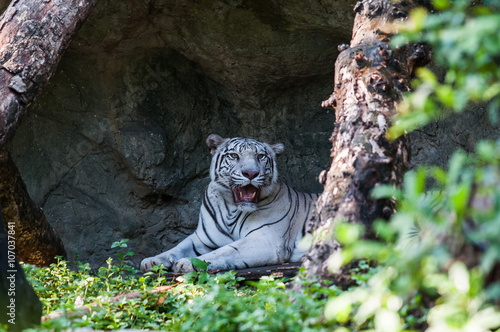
[140,255,174,272]
[172,258,196,273]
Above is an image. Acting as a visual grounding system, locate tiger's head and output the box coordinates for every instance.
[206,134,284,212]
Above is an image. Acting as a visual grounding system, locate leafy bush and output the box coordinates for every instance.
[173,273,334,332]
[324,139,500,331]
[389,0,500,137]
[23,239,188,330]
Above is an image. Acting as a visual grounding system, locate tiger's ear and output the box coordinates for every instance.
[270,142,285,157]
[206,134,227,155]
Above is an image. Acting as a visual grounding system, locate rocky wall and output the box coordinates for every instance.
[9,0,357,267]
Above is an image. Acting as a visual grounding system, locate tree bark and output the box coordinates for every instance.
[0,0,99,265]
[0,147,66,266]
[0,202,42,330]
[302,0,431,281]
[0,0,99,147]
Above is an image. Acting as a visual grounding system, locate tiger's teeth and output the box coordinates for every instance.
[239,191,243,199]
[251,192,256,199]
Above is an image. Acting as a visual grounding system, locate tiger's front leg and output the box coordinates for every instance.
[173,236,286,272]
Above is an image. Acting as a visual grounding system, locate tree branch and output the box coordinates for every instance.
[0,0,99,147]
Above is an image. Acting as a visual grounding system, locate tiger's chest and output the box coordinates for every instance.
[202,184,296,243]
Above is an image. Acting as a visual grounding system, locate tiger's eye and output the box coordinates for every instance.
[229,153,239,159]
[257,154,266,160]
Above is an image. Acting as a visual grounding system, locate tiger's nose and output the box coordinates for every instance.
[242,170,259,180]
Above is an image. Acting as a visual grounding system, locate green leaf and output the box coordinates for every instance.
[431,166,447,186]
[477,140,497,162]
[350,241,388,261]
[370,185,402,200]
[447,150,467,186]
[198,272,209,284]
[450,183,471,218]
[188,257,211,272]
[335,222,364,245]
[373,219,396,242]
[325,295,352,323]
[375,309,402,332]
[403,168,427,202]
[417,68,438,88]
[488,97,499,124]
[483,83,500,101]
[111,239,129,249]
[390,34,410,48]
[449,261,469,294]
[178,271,197,283]
[480,246,500,273]
[432,0,450,10]
[389,105,432,138]
[407,7,428,33]
[435,84,454,107]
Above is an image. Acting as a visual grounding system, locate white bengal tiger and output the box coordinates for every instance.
[140,134,318,273]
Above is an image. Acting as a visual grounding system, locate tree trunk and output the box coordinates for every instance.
[0,147,66,265]
[0,0,99,265]
[0,0,99,147]
[302,0,431,281]
[0,202,42,330]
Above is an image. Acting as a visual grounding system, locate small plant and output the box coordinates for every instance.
[180,257,211,284]
[110,238,135,272]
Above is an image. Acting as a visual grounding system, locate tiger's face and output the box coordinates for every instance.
[206,134,284,212]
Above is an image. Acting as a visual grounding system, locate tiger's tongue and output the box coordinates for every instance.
[232,185,260,204]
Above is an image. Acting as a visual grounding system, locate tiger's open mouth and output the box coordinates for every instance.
[232,185,260,204]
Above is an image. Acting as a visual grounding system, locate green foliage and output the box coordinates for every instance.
[22,242,349,331]
[23,242,195,330]
[173,273,337,332]
[357,2,500,329]
[389,0,500,137]
[325,139,500,331]
[188,257,211,271]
